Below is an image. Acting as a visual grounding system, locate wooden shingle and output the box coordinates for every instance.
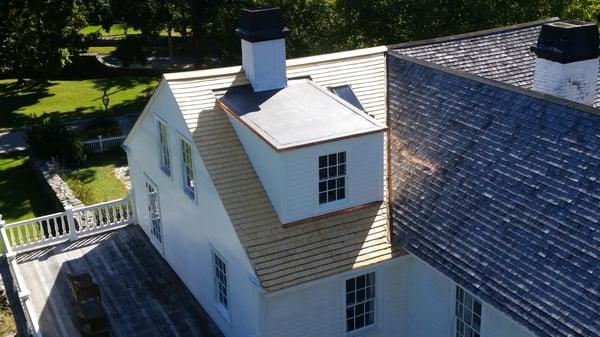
[165,47,405,291]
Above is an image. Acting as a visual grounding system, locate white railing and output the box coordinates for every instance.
[82,134,126,152]
[0,193,135,337]
[0,193,136,255]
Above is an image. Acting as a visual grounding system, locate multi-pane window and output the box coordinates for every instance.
[318,151,346,204]
[181,139,195,198]
[213,252,229,310]
[345,272,376,333]
[157,120,171,175]
[145,180,162,243]
[455,286,482,337]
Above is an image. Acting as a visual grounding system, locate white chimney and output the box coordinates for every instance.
[531,21,600,105]
[237,8,289,92]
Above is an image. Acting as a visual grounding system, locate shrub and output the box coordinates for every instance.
[26,115,87,167]
[66,178,95,205]
[113,38,147,67]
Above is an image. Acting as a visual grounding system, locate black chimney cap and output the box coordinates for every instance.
[530,20,600,63]
[236,8,289,42]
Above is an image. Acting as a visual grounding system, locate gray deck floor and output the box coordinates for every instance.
[16,226,223,337]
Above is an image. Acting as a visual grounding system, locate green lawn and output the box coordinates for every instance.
[0,76,159,129]
[81,24,142,37]
[64,150,128,205]
[0,152,55,223]
[81,24,182,37]
[86,46,117,55]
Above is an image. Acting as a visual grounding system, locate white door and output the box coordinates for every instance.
[145,179,163,253]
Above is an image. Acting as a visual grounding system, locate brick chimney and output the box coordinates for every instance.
[531,20,600,105]
[237,8,289,92]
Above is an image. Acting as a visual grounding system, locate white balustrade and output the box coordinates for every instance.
[0,193,136,254]
[0,194,135,337]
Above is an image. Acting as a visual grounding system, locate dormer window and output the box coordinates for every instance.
[219,79,385,223]
[329,85,364,111]
[319,152,346,204]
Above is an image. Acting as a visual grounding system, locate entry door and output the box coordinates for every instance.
[145,179,163,252]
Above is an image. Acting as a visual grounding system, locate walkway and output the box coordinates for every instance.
[0,130,27,154]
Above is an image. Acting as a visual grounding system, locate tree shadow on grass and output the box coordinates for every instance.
[65,168,97,184]
[0,80,56,129]
[12,95,150,129]
[85,148,127,167]
[90,76,158,96]
[0,77,156,129]
[0,152,56,222]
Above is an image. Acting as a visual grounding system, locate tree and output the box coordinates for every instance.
[189,0,239,66]
[81,0,112,31]
[0,0,88,80]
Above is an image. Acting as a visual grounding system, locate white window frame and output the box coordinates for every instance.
[343,270,377,336]
[318,151,347,205]
[180,137,196,199]
[453,285,483,337]
[144,176,163,246]
[211,248,231,323]
[156,117,171,176]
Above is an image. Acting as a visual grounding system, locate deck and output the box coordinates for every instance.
[15,225,222,337]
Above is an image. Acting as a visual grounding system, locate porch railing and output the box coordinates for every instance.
[0,193,136,337]
[0,193,136,255]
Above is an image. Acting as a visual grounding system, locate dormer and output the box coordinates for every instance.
[216,79,386,224]
[215,8,386,224]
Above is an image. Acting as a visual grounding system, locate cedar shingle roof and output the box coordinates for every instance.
[388,53,600,337]
[163,47,404,291]
[392,17,600,107]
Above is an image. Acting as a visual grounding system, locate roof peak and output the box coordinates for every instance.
[389,17,559,50]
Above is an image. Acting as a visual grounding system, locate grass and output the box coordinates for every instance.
[0,76,159,129]
[0,293,16,337]
[0,151,55,253]
[0,152,55,223]
[64,149,128,205]
[81,24,142,37]
[86,46,117,55]
[81,24,182,37]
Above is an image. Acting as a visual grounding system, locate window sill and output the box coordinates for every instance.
[214,303,231,325]
[160,165,171,177]
[318,198,348,212]
[183,187,195,200]
[347,324,378,337]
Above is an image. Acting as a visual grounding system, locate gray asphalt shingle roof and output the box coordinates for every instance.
[388,53,600,337]
[392,17,600,107]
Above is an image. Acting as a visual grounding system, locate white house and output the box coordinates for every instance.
[123,8,409,337]
[123,9,600,337]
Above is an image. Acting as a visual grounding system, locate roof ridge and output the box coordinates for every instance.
[388,51,600,117]
[164,46,387,82]
[387,17,560,50]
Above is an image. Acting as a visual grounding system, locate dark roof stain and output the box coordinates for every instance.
[391,17,600,107]
[388,53,600,337]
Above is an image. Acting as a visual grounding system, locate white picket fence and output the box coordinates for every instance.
[0,194,136,337]
[82,134,126,152]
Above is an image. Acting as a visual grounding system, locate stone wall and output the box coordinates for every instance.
[31,159,84,210]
